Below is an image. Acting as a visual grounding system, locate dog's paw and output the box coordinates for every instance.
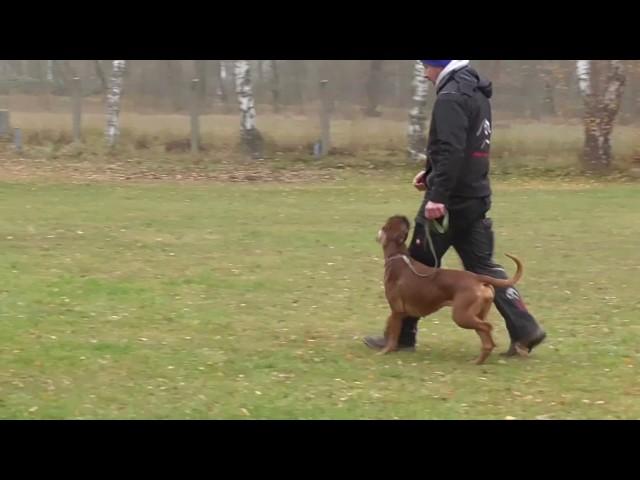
[474,349,492,365]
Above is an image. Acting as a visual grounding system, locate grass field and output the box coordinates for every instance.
[1,171,638,419]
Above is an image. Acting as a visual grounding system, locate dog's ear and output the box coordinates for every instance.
[400,217,410,244]
[392,216,411,245]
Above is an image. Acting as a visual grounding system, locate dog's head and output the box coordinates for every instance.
[377,215,411,247]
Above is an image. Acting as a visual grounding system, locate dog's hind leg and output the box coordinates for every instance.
[473,323,495,365]
[452,296,495,365]
[476,296,496,358]
[379,312,404,355]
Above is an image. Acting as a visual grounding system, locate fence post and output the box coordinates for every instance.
[319,79,331,157]
[190,78,201,154]
[72,77,82,143]
[0,110,10,139]
[14,128,22,153]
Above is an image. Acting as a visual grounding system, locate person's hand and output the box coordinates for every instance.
[425,201,447,220]
[413,170,427,192]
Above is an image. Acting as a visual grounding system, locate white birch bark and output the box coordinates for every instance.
[576,60,626,170]
[407,60,429,162]
[106,60,126,147]
[234,60,263,158]
[576,60,591,97]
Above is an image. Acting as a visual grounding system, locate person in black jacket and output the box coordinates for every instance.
[364,60,546,357]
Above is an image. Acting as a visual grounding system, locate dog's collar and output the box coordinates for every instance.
[385,254,438,278]
[385,254,410,265]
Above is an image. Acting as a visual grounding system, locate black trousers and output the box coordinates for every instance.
[398,202,542,346]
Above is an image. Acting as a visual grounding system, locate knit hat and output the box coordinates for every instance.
[421,60,452,68]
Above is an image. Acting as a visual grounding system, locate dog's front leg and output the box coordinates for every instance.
[379,312,404,355]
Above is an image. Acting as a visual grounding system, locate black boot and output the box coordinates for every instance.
[363,317,419,352]
[500,328,547,357]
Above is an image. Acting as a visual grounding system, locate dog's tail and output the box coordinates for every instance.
[473,254,523,289]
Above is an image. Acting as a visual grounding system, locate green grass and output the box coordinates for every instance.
[0,174,639,419]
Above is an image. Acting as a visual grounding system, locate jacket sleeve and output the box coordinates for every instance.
[427,95,468,206]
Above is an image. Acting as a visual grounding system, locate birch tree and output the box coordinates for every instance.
[105,60,126,147]
[234,60,263,159]
[407,60,429,162]
[576,60,625,170]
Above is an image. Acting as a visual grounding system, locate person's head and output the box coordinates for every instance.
[421,60,452,84]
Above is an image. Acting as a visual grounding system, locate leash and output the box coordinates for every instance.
[423,211,449,269]
[384,212,450,279]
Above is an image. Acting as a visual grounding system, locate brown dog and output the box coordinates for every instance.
[376,215,524,364]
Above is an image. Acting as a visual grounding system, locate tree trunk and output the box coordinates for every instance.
[265,60,280,113]
[628,62,640,120]
[292,61,306,113]
[7,60,23,77]
[542,68,556,116]
[392,61,402,107]
[234,60,263,159]
[105,60,126,147]
[53,60,76,95]
[27,60,44,81]
[95,60,109,94]
[225,61,235,113]
[46,60,54,82]
[226,61,236,94]
[165,61,184,111]
[521,62,541,120]
[194,60,207,105]
[407,60,429,162]
[213,60,228,109]
[577,60,625,171]
[363,60,383,117]
[257,60,264,82]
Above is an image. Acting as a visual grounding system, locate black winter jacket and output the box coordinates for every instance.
[425,66,493,209]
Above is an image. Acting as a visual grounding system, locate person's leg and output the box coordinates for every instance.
[453,217,546,355]
[363,217,451,351]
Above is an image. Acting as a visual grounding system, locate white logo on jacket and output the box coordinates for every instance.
[476,119,491,149]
